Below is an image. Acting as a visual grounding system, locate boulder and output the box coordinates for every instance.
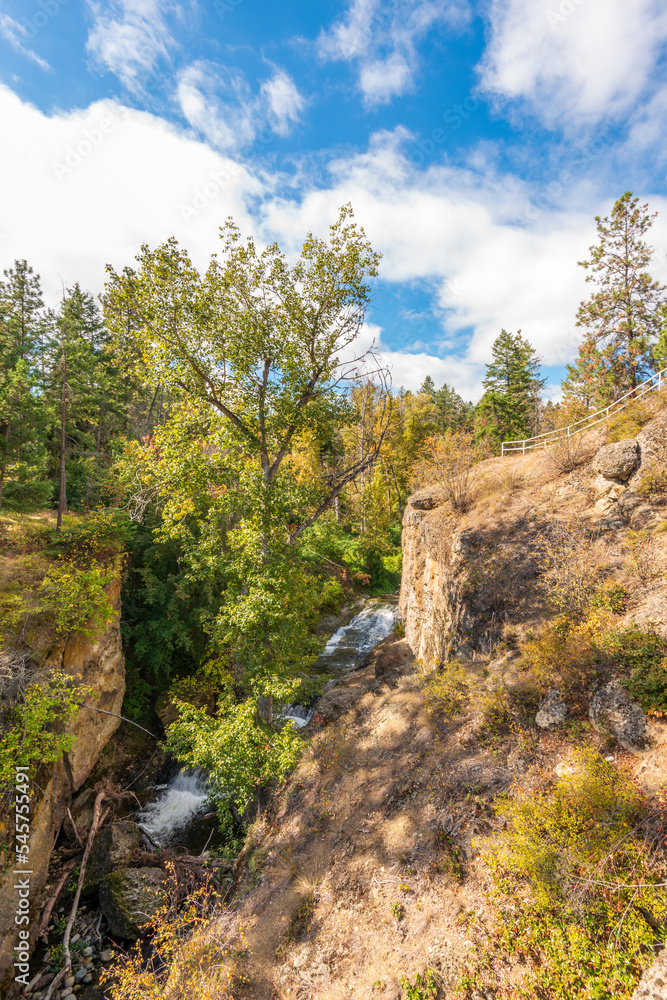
[83,820,142,894]
[589,680,648,751]
[372,637,416,680]
[535,689,568,730]
[592,440,640,481]
[99,867,169,939]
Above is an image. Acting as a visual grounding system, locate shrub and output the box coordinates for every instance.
[458,751,667,999]
[47,508,135,562]
[546,431,589,474]
[39,562,114,637]
[607,400,653,442]
[537,518,601,619]
[102,880,244,1000]
[422,660,473,719]
[2,476,53,512]
[636,466,667,503]
[401,969,440,999]
[0,668,82,792]
[625,529,662,582]
[411,431,485,514]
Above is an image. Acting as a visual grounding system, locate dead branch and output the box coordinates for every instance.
[37,860,77,942]
[43,791,108,1000]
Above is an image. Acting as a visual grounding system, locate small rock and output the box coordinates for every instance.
[83,975,92,984]
[592,439,639,481]
[589,680,648,751]
[83,947,93,957]
[65,975,76,987]
[71,934,80,944]
[100,950,114,962]
[536,689,568,730]
[75,968,87,981]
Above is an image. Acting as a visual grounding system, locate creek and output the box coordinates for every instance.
[138,597,400,844]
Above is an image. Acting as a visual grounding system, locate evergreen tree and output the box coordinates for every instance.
[419,375,436,396]
[433,382,472,431]
[569,192,665,403]
[0,261,51,510]
[475,329,546,447]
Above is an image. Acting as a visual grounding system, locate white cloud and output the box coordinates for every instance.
[0,85,260,302]
[4,87,666,403]
[85,0,180,91]
[177,61,305,152]
[317,0,468,106]
[259,130,657,394]
[479,0,667,127]
[0,14,51,71]
[261,69,306,137]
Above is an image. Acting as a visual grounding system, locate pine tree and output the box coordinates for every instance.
[0,261,51,510]
[433,382,472,431]
[475,329,546,447]
[419,375,436,396]
[570,192,665,402]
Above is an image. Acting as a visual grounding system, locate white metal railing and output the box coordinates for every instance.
[501,365,667,457]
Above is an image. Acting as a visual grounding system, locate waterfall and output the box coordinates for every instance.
[137,769,209,845]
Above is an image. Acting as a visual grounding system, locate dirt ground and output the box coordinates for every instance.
[225,637,655,1000]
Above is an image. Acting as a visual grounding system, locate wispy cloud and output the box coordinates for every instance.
[317,0,468,106]
[261,69,306,137]
[0,14,51,71]
[85,0,181,91]
[479,0,667,129]
[177,61,305,152]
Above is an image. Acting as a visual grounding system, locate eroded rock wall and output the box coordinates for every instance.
[0,578,125,989]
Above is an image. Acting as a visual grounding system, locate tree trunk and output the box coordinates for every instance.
[56,331,67,532]
[0,424,10,512]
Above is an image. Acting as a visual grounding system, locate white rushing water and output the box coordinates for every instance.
[317,600,399,672]
[137,770,210,844]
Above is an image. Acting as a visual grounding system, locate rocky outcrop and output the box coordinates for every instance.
[592,439,640,480]
[589,680,648,751]
[632,945,667,999]
[99,867,169,939]
[83,820,142,894]
[0,577,125,990]
[535,689,568,730]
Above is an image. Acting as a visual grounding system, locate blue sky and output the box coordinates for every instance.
[1,0,667,399]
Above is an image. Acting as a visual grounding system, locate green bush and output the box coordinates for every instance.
[0,670,82,792]
[39,562,114,637]
[47,508,135,561]
[2,477,53,512]
[458,750,667,999]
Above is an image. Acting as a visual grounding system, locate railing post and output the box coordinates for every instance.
[522,440,526,455]
[501,443,504,458]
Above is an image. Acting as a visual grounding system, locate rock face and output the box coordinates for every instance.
[83,820,142,894]
[99,867,169,938]
[535,690,568,730]
[589,680,648,751]
[632,945,667,999]
[592,439,640,480]
[0,577,125,990]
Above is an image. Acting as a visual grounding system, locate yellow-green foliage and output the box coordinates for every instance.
[0,669,83,790]
[607,400,653,442]
[103,880,245,1000]
[636,465,667,502]
[422,661,471,718]
[492,750,641,906]
[522,610,611,695]
[459,752,667,999]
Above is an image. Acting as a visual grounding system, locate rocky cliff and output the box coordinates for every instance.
[399,408,667,665]
[0,577,125,989]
